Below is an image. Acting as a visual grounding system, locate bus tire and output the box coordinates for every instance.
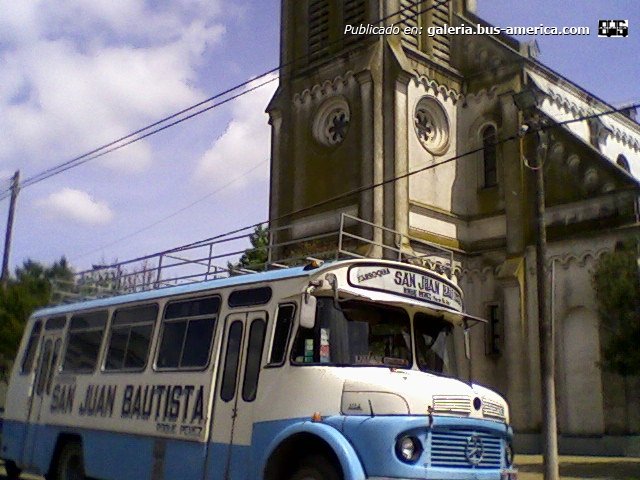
[289,455,340,480]
[52,441,85,480]
[4,460,21,480]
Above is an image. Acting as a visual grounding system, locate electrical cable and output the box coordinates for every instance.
[71,159,268,261]
[82,101,640,272]
[1,0,441,199]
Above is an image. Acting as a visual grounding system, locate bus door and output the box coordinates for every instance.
[206,311,267,480]
[23,326,64,468]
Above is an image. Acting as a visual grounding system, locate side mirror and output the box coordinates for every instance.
[463,327,471,360]
[300,294,317,329]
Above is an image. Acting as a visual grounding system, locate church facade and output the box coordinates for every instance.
[267,0,640,455]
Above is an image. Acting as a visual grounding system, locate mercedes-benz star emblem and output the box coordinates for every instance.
[465,434,484,466]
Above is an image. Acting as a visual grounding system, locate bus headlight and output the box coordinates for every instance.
[396,436,421,463]
[505,442,514,467]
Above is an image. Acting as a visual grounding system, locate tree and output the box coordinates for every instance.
[0,257,74,372]
[228,224,269,273]
[592,241,640,376]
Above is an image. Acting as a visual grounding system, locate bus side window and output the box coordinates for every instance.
[242,318,266,402]
[105,304,158,371]
[156,296,220,370]
[35,339,53,395]
[21,320,43,374]
[268,304,295,366]
[221,321,243,402]
[46,339,62,394]
[228,287,272,308]
[62,310,108,373]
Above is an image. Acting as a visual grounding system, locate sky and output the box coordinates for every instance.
[0,0,638,277]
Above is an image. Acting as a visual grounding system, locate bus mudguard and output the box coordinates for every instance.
[260,420,366,480]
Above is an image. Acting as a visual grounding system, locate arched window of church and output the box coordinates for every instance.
[308,0,330,62]
[617,154,630,172]
[482,125,498,187]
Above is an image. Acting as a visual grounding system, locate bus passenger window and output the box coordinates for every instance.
[268,304,295,365]
[46,339,62,394]
[21,320,42,374]
[221,321,243,402]
[45,316,66,331]
[35,339,53,395]
[105,304,158,371]
[228,287,272,308]
[242,319,266,402]
[63,311,108,373]
[156,296,220,370]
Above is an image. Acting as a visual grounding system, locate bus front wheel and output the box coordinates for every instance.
[290,455,340,480]
[52,442,85,480]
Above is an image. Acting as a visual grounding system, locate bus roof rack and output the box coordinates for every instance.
[51,214,456,306]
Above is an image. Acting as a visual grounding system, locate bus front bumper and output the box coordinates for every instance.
[367,472,518,480]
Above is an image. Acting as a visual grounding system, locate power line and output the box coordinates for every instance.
[183,101,640,249]
[71,159,269,262]
[21,77,277,190]
[88,101,640,270]
[0,0,441,199]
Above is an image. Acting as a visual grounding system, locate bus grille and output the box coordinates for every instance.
[430,429,502,469]
[432,395,471,415]
[482,398,506,420]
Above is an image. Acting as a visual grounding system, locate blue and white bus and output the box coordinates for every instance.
[1,257,517,479]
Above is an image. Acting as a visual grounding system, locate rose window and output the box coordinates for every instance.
[313,97,351,147]
[413,97,450,155]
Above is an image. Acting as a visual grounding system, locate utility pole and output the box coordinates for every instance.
[533,129,559,480]
[513,88,559,480]
[1,170,20,290]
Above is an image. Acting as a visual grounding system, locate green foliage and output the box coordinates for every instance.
[0,257,73,368]
[228,225,269,273]
[592,242,640,376]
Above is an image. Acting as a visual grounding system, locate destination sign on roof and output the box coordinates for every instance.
[347,264,463,312]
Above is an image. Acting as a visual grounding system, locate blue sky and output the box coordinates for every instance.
[0,0,638,275]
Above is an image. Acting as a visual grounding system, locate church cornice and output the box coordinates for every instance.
[411,73,462,104]
[527,68,640,152]
[459,266,496,283]
[463,85,500,105]
[548,248,611,269]
[528,87,640,153]
[608,125,640,152]
[292,71,356,106]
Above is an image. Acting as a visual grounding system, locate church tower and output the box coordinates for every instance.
[268,0,480,244]
[267,0,640,454]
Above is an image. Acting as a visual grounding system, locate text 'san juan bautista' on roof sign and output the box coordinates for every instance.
[347,264,463,313]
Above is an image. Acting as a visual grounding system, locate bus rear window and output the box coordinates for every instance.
[156,296,220,370]
[21,320,42,374]
[105,304,158,371]
[63,310,108,373]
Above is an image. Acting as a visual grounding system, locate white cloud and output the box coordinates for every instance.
[194,74,278,189]
[37,188,114,225]
[0,0,225,173]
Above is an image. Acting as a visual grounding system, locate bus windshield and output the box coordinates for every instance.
[414,312,452,375]
[292,298,412,367]
[292,298,455,372]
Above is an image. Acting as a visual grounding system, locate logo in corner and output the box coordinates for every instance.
[465,434,484,466]
[598,20,628,38]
